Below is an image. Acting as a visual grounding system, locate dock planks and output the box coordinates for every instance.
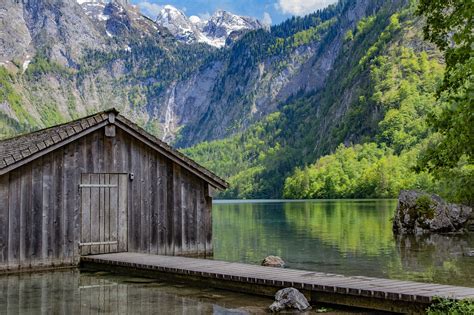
[81,253,474,313]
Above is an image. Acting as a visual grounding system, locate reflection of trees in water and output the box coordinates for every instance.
[213,201,474,286]
[282,200,396,256]
[389,233,474,286]
[213,200,401,277]
[213,202,292,263]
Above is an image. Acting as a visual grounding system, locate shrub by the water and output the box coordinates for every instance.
[426,297,474,315]
[414,194,435,219]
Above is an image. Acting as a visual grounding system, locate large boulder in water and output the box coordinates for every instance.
[269,288,311,312]
[393,190,473,235]
[261,255,285,268]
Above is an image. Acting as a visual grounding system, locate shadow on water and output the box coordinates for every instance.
[213,199,474,287]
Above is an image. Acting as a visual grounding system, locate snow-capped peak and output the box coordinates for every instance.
[77,0,159,39]
[203,10,262,43]
[157,5,189,23]
[163,4,180,11]
[76,0,130,6]
[155,5,263,48]
[189,15,202,24]
[155,5,199,43]
[76,0,107,4]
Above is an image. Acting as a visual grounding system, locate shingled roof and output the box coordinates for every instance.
[0,109,228,190]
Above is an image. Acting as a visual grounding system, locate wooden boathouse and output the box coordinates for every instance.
[0,109,228,272]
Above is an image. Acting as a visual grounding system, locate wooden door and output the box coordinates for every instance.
[80,173,128,255]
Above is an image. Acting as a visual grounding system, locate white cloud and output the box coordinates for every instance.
[137,1,163,18]
[262,12,272,27]
[276,0,338,16]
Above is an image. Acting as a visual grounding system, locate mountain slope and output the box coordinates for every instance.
[183,0,445,199]
[0,0,407,146]
[155,5,201,44]
[0,0,212,138]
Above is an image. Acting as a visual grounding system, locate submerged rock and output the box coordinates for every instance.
[393,190,473,235]
[269,288,311,312]
[261,256,286,268]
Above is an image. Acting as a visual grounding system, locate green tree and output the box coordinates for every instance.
[416,0,474,204]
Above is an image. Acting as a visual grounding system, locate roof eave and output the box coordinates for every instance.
[113,117,229,190]
[0,120,109,176]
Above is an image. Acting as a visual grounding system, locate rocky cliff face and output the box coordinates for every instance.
[0,0,165,69]
[0,0,407,148]
[79,1,167,41]
[1,0,103,68]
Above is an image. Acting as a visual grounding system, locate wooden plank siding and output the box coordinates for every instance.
[0,174,9,263]
[0,127,213,272]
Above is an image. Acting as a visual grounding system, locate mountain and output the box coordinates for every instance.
[0,0,208,137]
[154,5,200,44]
[0,0,166,69]
[173,0,408,147]
[79,0,161,39]
[155,5,263,48]
[0,0,104,69]
[0,0,446,199]
[183,0,446,198]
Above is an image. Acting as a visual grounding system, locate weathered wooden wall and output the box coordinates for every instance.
[0,127,213,272]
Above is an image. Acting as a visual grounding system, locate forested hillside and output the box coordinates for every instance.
[184,1,459,201]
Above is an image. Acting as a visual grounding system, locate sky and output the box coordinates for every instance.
[131,0,339,25]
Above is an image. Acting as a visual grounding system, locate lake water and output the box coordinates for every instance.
[0,269,374,314]
[213,199,474,287]
[1,199,472,314]
[0,269,274,314]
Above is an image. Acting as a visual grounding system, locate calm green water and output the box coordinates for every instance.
[213,199,474,287]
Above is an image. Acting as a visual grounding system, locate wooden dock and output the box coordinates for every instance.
[81,253,474,313]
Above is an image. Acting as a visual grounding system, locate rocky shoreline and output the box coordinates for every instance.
[393,190,474,235]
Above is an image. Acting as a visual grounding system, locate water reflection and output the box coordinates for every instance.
[390,234,474,284]
[0,270,272,314]
[213,200,474,287]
